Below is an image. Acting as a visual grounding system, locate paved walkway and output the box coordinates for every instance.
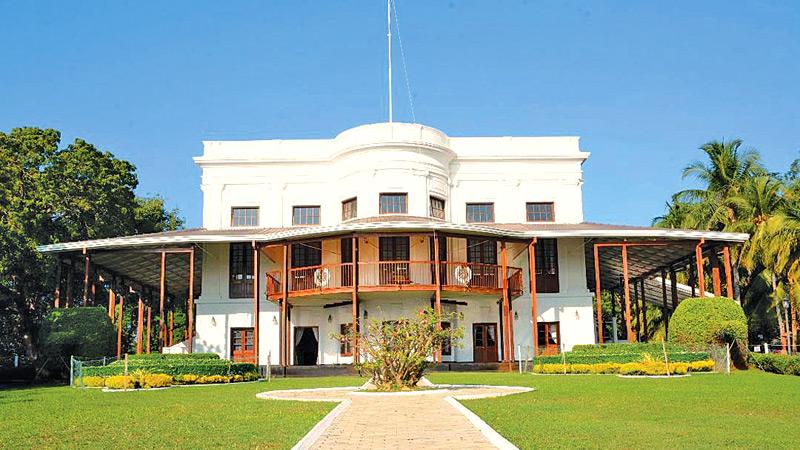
[256,381,532,449]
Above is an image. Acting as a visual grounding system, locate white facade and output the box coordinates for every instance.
[192,122,594,365]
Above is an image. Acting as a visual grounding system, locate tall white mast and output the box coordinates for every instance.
[387,0,393,123]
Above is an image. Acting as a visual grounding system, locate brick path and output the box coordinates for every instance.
[257,382,532,449]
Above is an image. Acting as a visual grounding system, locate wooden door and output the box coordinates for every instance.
[473,323,498,363]
[231,328,255,363]
[537,322,561,355]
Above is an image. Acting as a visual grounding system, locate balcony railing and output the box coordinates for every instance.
[266,260,523,300]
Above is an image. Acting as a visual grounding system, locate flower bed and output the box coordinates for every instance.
[81,371,258,389]
[533,360,714,375]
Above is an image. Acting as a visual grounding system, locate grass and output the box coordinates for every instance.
[427,370,800,449]
[0,377,363,449]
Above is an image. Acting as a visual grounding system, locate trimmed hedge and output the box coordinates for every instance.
[533,360,715,375]
[570,342,690,355]
[533,351,709,365]
[83,358,256,378]
[126,353,220,361]
[750,353,800,376]
[670,297,748,347]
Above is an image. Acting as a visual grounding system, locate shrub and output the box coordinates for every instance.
[82,359,257,379]
[127,353,219,361]
[105,375,134,389]
[750,353,800,375]
[140,373,173,388]
[39,307,115,378]
[533,351,709,366]
[570,343,689,355]
[670,297,748,348]
[81,376,106,387]
[176,374,200,384]
[345,307,463,390]
[534,360,714,375]
[197,375,230,384]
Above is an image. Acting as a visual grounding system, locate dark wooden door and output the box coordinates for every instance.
[473,323,498,363]
[231,328,255,363]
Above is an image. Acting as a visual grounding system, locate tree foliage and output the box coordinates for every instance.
[670,297,748,348]
[0,127,184,358]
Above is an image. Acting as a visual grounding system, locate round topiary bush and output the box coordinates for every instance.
[670,297,748,348]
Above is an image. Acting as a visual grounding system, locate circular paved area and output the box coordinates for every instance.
[257,381,532,450]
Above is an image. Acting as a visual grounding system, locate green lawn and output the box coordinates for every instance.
[0,377,362,449]
[427,370,800,449]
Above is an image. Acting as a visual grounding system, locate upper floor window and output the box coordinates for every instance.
[526,202,555,222]
[466,203,494,223]
[231,207,259,227]
[229,243,254,298]
[430,196,445,219]
[379,193,407,214]
[293,206,320,225]
[342,198,357,221]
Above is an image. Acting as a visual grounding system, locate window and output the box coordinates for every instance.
[379,193,407,214]
[229,243,254,298]
[293,206,320,225]
[341,238,354,287]
[291,241,322,268]
[526,202,555,222]
[430,196,445,219]
[467,238,497,264]
[340,323,353,356]
[230,327,255,362]
[379,236,410,285]
[441,322,452,356]
[537,322,561,355]
[466,203,494,223]
[341,198,357,221]
[535,238,560,293]
[231,207,259,227]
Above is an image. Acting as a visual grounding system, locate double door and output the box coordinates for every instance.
[473,323,498,363]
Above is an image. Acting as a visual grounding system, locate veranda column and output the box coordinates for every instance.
[187,246,195,353]
[528,239,538,356]
[695,239,705,296]
[83,248,90,306]
[252,242,260,365]
[710,248,722,297]
[501,242,511,364]
[116,294,124,359]
[108,276,116,320]
[146,305,152,354]
[136,295,144,354]
[281,243,289,367]
[593,244,603,343]
[351,237,358,364]
[622,245,634,342]
[633,279,640,342]
[640,278,647,341]
[722,246,734,299]
[159,251,166,350]
[53,260,62,308]
[661,269,669,338]
[433,234,443,363]
[669,268,679,309]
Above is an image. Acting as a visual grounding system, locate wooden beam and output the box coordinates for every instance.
[136,296,143,354]
[168,311,174,347]
[723,246,734,299]
[695,239,705,296]
[441,299,469,307]
[187,246,195,353]
[116,295,124,359]
[661,269,669,339]
[108,276,116,320]
[528,238,538,356]
[146,306,152,354]
[640,277,647,342]
[669,268,679,310]
[434,234,443,363]
[622,245,634,342]
[83,248,90,306]
[711,248,722,296]
[593,243,603,344]
[501,242,511,363]
[252,242,260,366]
[159,251,166,350]
[633,278,640,342]
[281,243,289,367]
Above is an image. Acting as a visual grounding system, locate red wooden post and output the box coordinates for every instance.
[711,248,722,297]
[622,245,634,342]
[281,243,289,367]
[136,296,144,354]
[695,239,705,296]
[593,244,603,343]
[723,246,734,299]
[501,242,511,364]
[187,246,195,353]
[54,260,62,308]
[661,269,669,338]
[116,295,124,359]
[108,277,116,320]
[433,234,443,363]
[633,278,640,341]
[168,311,174,347]
[83,248,90,306]
[146,306,152,354]
[159,251,166,350]
[528,239,538,356]
[252,242,260,365]
[640,277,647,341]
[351,237,359,364]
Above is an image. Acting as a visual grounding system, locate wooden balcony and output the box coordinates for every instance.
[266,261,523,300]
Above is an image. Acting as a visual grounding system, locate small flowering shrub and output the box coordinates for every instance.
[104,375,134,389]
[80,376,106,387]
[140,374,173,388]
[534,360,714,375]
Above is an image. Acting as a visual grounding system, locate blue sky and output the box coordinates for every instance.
[2,1,798,227]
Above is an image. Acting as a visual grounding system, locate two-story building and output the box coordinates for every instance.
[39,122,748,369]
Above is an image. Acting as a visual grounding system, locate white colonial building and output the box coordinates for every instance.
[39,122,748,370]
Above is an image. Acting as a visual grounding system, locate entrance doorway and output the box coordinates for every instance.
[472,323,498,363]
[230,327,255,363]
[537,321,561,355]
[294,326,319,365]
